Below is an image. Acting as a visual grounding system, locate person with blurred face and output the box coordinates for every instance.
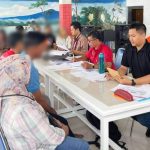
[56,27,72,50]
[70,22,88,55]
[23,32,83,139]
[110,23,150,137]
[0,29,7,56]
[44,24,56,49]
[73,31,115,70]
[1,32,23,59]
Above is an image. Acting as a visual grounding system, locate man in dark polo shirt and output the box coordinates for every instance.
[114,23,150,137]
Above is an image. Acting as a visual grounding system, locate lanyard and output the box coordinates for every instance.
[72,34,81,50]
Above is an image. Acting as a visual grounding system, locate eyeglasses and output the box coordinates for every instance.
[88,38,97,43]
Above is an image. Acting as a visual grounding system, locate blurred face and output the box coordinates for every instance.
[45,26,52,34]
[28,39,49,59]
[71,26,79,37]
[88,36,100,48]
[16,42,24,53]
[59,28,67,38]
[128,29,146,47]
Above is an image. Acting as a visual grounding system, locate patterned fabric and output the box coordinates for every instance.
[0,55,65,150]
[71,34,88,52]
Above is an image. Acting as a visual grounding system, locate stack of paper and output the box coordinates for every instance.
[111,84,150,101]
[46,61,83,71]
[71,70,107,82]
[48,50,68,56]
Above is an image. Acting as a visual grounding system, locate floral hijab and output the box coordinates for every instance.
[0,54,31,112]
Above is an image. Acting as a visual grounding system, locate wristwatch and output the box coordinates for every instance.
[92,64,95,69]
[131,79,136,86]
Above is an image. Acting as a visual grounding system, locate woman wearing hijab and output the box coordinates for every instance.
[0,55,89,150]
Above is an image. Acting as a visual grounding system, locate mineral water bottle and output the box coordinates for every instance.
[99,53,105,74]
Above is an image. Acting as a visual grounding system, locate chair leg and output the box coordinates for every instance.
[130,119,135,137]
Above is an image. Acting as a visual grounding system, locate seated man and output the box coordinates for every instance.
[112,23,150,137]
[0,55,89,150]
[2,31,80,138]
[74,31,115,70]
[0,32,23,59]
[71,22,88,55]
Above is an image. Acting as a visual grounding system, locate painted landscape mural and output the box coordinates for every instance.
[0,0,126,29]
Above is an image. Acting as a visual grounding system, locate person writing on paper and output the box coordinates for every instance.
[112,23,150,137]
[56,27,72,50]
[73,31,115,70]
[71,22,88,55]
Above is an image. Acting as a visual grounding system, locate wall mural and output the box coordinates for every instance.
[0,0,126,29]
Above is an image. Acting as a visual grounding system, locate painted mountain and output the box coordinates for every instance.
[0,9,59,26]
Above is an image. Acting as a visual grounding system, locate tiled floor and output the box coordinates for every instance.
[68,117,150,150]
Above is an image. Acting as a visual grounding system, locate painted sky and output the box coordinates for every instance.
[0,0,126,23]
[3,0,126,3]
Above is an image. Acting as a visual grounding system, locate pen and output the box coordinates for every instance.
[138,97,150,102]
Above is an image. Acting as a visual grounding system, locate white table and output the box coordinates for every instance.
[34,59,150,150]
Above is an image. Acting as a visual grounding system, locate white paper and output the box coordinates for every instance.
[48,50,68,56]
[71,69,107,82]
[57,44,69,51]
[46,61,83,71]
[111,84,150,101]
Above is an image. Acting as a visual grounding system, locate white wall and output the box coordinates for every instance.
[127,0,150,36]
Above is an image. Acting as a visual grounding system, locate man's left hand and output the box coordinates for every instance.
[114,75,132,85]
[81,62,93,69]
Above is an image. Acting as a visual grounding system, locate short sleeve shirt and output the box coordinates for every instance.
[0,49,15,59]
[121,41,150,78]
[86,43,115,69]
[71,34,88,52]
[26,62,40,93]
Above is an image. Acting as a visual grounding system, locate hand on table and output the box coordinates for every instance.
[81,62,93,69]
[113,75,132,85]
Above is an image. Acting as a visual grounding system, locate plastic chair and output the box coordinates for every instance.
[0,126,10,150]
[115,48,125,69]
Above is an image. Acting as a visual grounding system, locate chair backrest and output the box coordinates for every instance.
[115,48,125,70]
[0,126,10,150]
[0,133,6,150]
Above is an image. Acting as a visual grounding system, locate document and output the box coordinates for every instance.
[71,70,107,82]
[46,61,83,71]
[57,44,70,51]
[48,50,68,56]
[111,84,150,101]
[107,68,120,77]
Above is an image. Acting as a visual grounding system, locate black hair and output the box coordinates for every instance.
[129,23,147,34]
[71,21,82,32]
[16,25,24,33]
[7,32,23,48]
[88,31,103,41]
[24,31,47,49]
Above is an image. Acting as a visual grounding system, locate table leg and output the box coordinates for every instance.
[45,75,50,96]
[49,81,55,108]
[101,119,109,150]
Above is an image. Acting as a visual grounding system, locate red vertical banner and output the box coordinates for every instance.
[59,0,72,34]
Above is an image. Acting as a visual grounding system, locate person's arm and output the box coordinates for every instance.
[72,50,86,56]
[73,55,87,62]
[118,65,128,76]
[134,75,150,85]
[33,90,57,114]
[15,106,66,147]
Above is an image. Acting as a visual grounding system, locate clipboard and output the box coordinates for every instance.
[107,68,121,78]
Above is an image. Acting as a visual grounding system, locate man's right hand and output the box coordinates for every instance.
[61,124,69,136]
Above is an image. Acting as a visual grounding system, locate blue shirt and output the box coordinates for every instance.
[20,52,40,93]
[27,62,40,93]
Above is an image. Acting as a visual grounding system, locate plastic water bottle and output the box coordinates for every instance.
[99,53,105,74]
